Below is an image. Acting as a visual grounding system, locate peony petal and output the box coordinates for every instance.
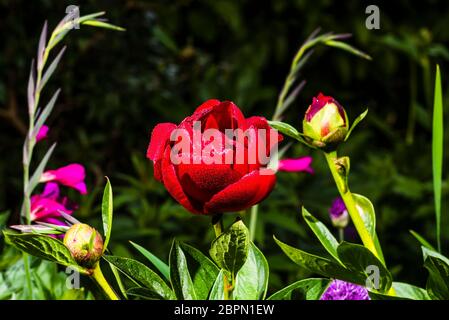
[193,99,221,114]
[146,123,177,161]
[36,125,49,142]
[161,146,202,214]
[278,156,314,174]
[204,169,276,214]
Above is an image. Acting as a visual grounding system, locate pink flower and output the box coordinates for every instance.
[277,156,314,174]
[40,163,87,194]
[36,125,49,142]
[30,182,75,224]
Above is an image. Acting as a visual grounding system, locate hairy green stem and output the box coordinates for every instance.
[91,264,120,300]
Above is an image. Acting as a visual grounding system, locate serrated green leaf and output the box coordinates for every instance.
[302,207,341,263]
[130,241,170,281]
[268,278,331,300]
[179,242,219,300]
[337,241,392,293]
[233,242,269,300]
[209,219,250,276]
[103,255,174,300]
[2,231,87,274]
[345,109,369,141]
[169,240,197,300]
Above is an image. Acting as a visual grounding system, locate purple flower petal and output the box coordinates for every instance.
[320,280,370,300]
[278,156,314,174]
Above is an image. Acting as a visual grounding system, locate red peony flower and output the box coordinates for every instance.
[146,99,282,215]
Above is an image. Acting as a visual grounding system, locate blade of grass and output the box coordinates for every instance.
[432,65,443,252]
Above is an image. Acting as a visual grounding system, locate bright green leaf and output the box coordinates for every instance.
[101,177,113,253]
[130,241,170,281]
[268,278,331,300]
[345,109,369,141]
[169,240,197,300]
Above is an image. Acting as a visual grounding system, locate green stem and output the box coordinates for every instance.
[23,253,33,298]
[212,214,224,238]
[338,228,344,243]
[324,151,381,261]
[91,264,120,300]
[249,205,258,242]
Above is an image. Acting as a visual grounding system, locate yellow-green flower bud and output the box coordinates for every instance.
[64,223,103,268]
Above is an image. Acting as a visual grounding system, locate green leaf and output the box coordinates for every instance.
[39,47,65,91]
[302,207,341,263]
[34,89,61,135]
[208,269,225,300]
[370,282,429,300]
[179,242,219,300]
[233,242,269,300]
[169,240,197,300]
[422,246,449,299]
[432,65,443,252]
[209,219,250,276]
[130,241,170,281]
[268,120,314,148]
[81,19,126,31]
[126,287,161,300]
[273,236,362,284]
[101,177,113,253]
[26,143,56,195]
[0,210,10,228]
[409,230,436,251]
[268,278,331,300]
[2,231,87,274]
[103,255,174,300]
[324,40,372,60]
[337,241,392,293]
[345,109,368,141]
[352,193,385,263]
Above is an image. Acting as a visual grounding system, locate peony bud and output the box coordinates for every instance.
[303,93,348,150]
[329,197,349,229]
[63,223,103,268]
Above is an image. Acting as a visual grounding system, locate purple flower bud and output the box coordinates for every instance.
[320,280,370,300]
[63,223,103,268]
[303,93,349,150]
[329,197,349,228]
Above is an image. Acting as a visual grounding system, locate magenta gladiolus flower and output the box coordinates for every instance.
[40,163,87,194]
[30,182,74,225]
[277,156,314,174]
[320,280,370,300]
[36,125,49,142]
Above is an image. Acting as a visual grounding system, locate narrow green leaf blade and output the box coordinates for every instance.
[409,230,436,251]
[101,177,113,253]
[39,47,66,91]
[130,241,170,281]
[34,89,61,133]
[345,109,369,141]
[82,20,125,31]
[432,65,443,252]
[169,240,197,300]
[103,255,175,300]
[27,143,56,194]
[302,207,341,263]
[324,40,372,60]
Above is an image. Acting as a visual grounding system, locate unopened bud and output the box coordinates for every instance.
[63,223,103,268]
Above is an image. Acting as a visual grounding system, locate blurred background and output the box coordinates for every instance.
[1,0,449,297]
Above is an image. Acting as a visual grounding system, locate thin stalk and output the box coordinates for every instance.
[91,264,120,300]
[23,253,33,298]
[212,214,224,238]
[249,205,258,242]
[338,228,344,243]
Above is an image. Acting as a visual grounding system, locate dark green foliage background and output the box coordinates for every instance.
[1,0,449,295]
